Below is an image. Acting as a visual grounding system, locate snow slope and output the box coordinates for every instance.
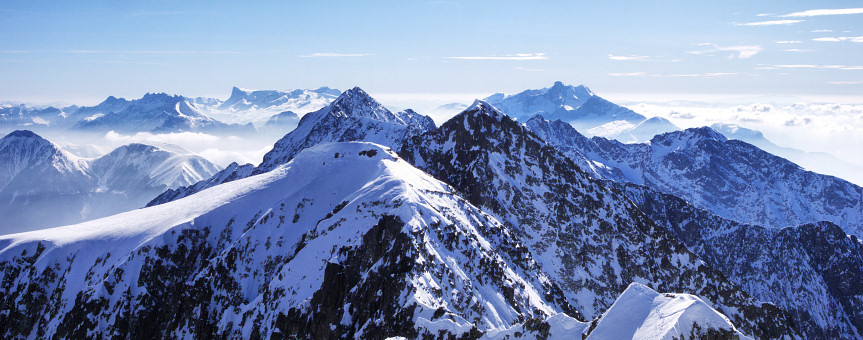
[587,283,749,340]
[0,142,579,338]
[0,130,220,233]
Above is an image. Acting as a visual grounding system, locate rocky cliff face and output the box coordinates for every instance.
[615,181,863,338]
[399,100,798,339]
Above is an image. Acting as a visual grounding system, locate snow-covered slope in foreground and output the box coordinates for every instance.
[0,142,580,338]
[587,283,749,340]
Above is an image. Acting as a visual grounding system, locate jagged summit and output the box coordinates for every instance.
[324,87,395,121]
[651,126,727,146]
[482,82,645,131]
[463,99,507,120]
[98,95,129,105]
[140,92,183,101]
[150,88,436,206]
[548,81,594,100]
[255,87,433,172]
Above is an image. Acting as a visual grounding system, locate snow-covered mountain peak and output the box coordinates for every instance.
[92,142,221,189]
[1,129,46,143]
[324,87,395,121]
[484,82,595,114]
[482,82,643,128]
[464,99,507,120]
[587,283,749,340]
[98,95,129,106]
[0,130,83,177]
[230,86,251,96]
[652,126,727,147]
[548,81,594,100]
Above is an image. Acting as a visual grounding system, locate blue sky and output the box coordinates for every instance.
[1,1,862,105]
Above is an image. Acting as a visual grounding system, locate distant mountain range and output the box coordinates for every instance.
[72,93,254,135]
[0,130,220,233]
[483,81,679,141]
[194,86,341,126]
[0,87,342,136]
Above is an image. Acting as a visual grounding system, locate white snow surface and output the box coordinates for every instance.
[587,283,750,340]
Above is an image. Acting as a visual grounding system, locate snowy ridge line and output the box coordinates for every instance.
[0,142,578,338]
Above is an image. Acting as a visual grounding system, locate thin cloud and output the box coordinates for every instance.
[670,72,738,77]
[734,19,803,26]
[608,54,650,61]
[775,41,802,44]
[688,44,762,59]
[781,8,863,17]
[608,72,649,77]
[447,53,548,60]
[828,81,863,85]
[773,64,862,70]
[299,53,371,58]
[811,29,833,33]
[813,36,863,42]
[0,49,242,55]
[513,66,549,72]
[609,72,737,77]
[783,49,812,52]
